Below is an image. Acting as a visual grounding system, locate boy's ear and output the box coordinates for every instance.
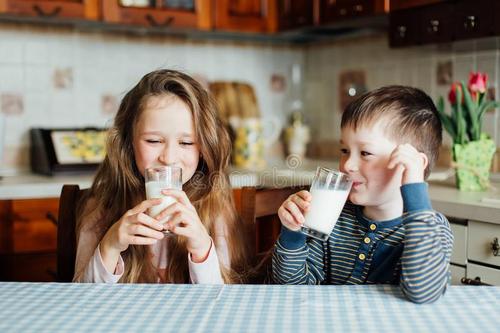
[419,152,429,170]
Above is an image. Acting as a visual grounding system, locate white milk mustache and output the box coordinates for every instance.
[145,181,176,223]
[304,188,350,235]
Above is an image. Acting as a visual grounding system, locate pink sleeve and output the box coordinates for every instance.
[188,239,224,284]
[74,245,124,283]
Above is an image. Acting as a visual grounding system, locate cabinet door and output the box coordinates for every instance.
[215,0,272,33]
[467,263,500,286]
[320,0,386,24]
[450,264,466,285]
[102,0,212,29]
[468,220,500,268]
[274,0,314,32]
[453,0,493,41]
[389,8,418,47]
[418,2,454,44]
[390,0,447,11]
[0,0,99,19]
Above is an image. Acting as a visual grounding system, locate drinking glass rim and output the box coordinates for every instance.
[316,166,350,179]
[146,165,182,173]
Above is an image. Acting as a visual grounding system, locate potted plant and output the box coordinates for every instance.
[437,72,500,191]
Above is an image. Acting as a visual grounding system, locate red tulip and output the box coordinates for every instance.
[468,72,488,100]
[448,82,462,105]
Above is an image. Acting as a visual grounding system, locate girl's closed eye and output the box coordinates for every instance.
[361,151,372,157]
[146,138,162,144]
[180,141,195,146]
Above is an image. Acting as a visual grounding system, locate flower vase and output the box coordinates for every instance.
[452,137,495,191]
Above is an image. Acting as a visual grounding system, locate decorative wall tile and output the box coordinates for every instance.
[1,93,23,115]
[101,94,118,115]
[53,68,73,89]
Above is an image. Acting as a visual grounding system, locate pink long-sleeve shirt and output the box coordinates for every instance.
[73,201,230,284]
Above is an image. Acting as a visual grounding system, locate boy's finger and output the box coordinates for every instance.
[295,190,312,201]
[284,201,305,224]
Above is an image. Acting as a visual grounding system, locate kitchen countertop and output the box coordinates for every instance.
[1,161,499,224]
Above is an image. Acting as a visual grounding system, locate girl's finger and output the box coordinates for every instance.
[128,223,164,240]
[127,198,163,216]
[160,189,192,207]
[136,212,164,231]
[127,235,160,246]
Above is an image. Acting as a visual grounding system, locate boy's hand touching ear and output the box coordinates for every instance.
[387,144,428,185]
[278,190,312,231]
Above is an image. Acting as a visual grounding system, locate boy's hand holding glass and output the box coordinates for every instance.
[278,190,312,231]
[387,144,428,185]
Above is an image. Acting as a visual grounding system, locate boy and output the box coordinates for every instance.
[272,86,454,304]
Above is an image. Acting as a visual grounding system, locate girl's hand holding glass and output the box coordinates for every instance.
[157,189,212,263]
[99,199,166,271]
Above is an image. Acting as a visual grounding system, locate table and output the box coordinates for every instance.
[0,283,499,332]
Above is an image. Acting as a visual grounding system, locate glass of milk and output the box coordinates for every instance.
[145,166,182,234]
[301,167,352,241]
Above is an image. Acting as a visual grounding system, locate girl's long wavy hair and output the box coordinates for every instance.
[78,69,248,283]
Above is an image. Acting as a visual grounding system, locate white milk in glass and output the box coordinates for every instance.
[145,181,176,224]
[303,188,349,235]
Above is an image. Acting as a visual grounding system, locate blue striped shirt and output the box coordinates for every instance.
[272,183,454,304]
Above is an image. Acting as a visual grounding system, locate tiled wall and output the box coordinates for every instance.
[2,24,500,173]
[0,23,303,173]
[304,35,500,155]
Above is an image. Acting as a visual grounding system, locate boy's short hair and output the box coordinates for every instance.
[341,85,442,179]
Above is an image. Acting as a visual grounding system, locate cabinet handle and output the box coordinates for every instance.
[492,237,499,256]
[145,14,175,27]
[46,212,58,226]
[427,19,440,34]
[32,5,62,18]
[397,25,407,38]
[463,15,477,31]
[461,276,488,285]
[353,5,363,13]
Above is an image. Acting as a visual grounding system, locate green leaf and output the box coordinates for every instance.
[461,82,479,140]
[477,100,500,135]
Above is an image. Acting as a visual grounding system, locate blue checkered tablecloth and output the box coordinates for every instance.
[0,283,498,332]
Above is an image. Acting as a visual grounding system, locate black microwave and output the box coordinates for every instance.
[30,127,107,175]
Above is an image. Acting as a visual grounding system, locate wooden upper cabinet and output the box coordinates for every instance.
[272,0,314,32]
[102,0,212,29]
[453,0,494,41]
[320,0,388,24]
[0,0,100,19]
[215,0,272,33]
[390,0,446,11]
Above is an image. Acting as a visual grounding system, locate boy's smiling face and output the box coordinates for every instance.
[339,120,404,220]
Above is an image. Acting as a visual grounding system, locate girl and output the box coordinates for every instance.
[73,69,248,284]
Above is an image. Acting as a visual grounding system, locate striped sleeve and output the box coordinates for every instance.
[272,227,326,284]
[399,183,454,304]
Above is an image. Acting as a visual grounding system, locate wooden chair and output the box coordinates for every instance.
[234,186,306,283]
[57,184,88,282]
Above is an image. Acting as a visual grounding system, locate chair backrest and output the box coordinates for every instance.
[57,184,87,282]
[237,186,306,283]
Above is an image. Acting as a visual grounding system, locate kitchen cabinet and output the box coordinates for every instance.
[272,0,314,32]
[449,217,500,286]
[319,0,387,24]
[0,198,58,281]
[102,0,212,29]
[0,0,99,19]
[453,0,494,41]
[390,0,499,47]
[390,0,446,11]
[214,0,272,33]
